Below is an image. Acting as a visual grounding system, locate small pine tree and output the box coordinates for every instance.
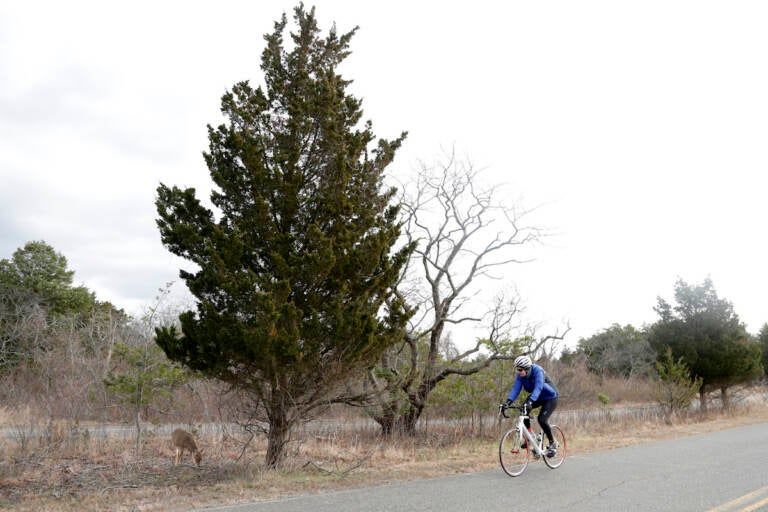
[105,285,188,456]
[652,347,702,422]
[104,343,188,456]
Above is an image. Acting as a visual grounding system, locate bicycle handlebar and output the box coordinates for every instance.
[498,403,530,419]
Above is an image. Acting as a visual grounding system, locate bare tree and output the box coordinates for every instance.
[367,150,569,435]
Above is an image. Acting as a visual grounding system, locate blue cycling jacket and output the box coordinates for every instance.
[507,364,558,403]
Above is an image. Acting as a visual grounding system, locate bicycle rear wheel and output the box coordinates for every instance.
[543,425,566,469]
[499,428,529,477]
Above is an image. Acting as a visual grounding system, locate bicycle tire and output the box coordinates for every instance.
[542,425,566,469]
[499,427,529,477]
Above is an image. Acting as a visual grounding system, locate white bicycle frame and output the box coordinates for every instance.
[499,402,565,476]
[516,409,546,457]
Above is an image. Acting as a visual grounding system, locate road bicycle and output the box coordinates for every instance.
[497,403,567,477]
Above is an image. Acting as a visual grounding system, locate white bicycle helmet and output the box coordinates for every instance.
[514,355,532,369]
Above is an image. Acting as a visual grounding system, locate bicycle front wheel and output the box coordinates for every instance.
[543,425,566,469]
[499,428,529,477]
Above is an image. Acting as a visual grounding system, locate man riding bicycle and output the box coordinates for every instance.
[505,355,559,457]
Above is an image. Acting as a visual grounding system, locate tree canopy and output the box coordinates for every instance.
[648,278,761,409]
[577,323,655,378]
[758,323,768,377]
[0,240,94,316]
[154,4,412,467]
[0,241,96,372]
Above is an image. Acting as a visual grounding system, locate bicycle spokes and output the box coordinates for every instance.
[499,429,529,477]
[543,425,566,469]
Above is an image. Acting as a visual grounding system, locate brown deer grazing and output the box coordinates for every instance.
[172,428,203,466]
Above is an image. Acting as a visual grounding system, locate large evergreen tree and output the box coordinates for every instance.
[154,4,411,468]
[648,278,761,411]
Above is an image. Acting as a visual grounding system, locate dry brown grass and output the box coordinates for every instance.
[2,397,768,512]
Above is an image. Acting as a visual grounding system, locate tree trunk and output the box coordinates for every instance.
[373,411,397,437]
[699,387,708,413]
[134,407,142,457]
[400,403,423,435]
[265,410,291,469]
[720,386,730,409]
[373,403,423,436]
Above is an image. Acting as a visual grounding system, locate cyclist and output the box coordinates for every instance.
[504,355,559,457]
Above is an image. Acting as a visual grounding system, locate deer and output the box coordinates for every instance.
[171,428,203,466]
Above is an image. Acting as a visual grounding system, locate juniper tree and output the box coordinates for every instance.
[648,278,761,411]
[154,4,411,468]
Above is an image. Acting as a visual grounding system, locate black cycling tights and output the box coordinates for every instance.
[523,397,558,444]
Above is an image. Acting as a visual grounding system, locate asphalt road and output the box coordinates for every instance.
[189,422,768,512]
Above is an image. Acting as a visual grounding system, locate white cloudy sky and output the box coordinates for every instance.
[1,1,767,348]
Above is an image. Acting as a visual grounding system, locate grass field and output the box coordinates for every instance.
[2,395,767,512]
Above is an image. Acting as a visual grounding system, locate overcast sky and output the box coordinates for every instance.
[2,1,767,349]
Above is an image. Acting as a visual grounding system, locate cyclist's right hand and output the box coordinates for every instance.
[522,399,533,414]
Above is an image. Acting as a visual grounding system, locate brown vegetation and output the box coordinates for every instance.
[1,388,766,512]
[0,290,762,512]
